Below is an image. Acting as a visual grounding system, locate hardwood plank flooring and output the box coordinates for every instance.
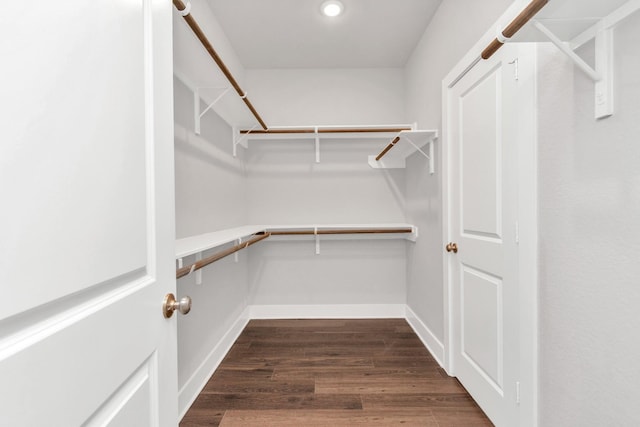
[180,319,493,426]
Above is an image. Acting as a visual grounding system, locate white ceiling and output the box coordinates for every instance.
[205,0,443,69]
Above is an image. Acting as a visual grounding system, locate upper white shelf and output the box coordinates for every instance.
[231,124,421,162]
[173,9,261,130]
[368,130,438,172]
[237,125,413,142]
[511,0,633,44]
[506,0,638,119]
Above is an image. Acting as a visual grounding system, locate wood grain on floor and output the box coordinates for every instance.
[180,319,493,426]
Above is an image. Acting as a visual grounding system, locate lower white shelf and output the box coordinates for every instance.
[175,223,418,265]
[175,225,267,259]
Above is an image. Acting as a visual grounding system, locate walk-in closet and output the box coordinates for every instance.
[2,0,639,425]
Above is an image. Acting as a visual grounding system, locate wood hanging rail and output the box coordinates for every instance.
[239,127,412,135]
[172,0,268,130]
[175,227,412,278]
[176,232,270,279]
[268,227,413,236]
[375,136,401,161]
[481,0,548,60]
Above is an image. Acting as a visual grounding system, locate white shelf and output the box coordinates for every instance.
[173,11,260,130]
[511,0,632,44]
[175,223,418,259]
[507,0,639,119]
[232,124,420,162]
[368,130,438,171]
[238,125,415,142]
[266,223,418,242]
[175,225,267,259]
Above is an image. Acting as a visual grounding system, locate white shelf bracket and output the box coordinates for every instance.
[193,88,200,135]
[195,252,203,285]
[194,86,232,135]
[177,258,183,269]
[233,124,258,157]
[234,238,242,262]
[533,21,613,119]
[408,226,419,242]
[594,27,614,119]
[404,135,435,175]
[315,226,320,255]
[314,127,320,163]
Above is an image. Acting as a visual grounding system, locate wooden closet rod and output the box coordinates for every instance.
[172,0,268,130]
[268,228,413,236]
[481,0,548,60]
[239,127,412,135]
[375,136,401,161]
[176,232,270,279]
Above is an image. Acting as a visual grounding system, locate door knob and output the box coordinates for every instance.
[446,242,458,253]
[163,293,192,318]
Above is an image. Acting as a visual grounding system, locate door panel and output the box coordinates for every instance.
[0,0,177,425]
[461,68,502,240]
[448,45,520,426]
[84,355,157,426]
[461,266,503,389]
[0,0,149,319]
[1,282,158,424]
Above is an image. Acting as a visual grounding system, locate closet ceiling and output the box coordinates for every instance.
[205,0,442,69]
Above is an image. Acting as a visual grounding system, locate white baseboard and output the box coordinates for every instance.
[405,305,445,368]
[248,304,407,319]
[178,307,251,420]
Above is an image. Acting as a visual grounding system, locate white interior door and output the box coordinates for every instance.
[446,45,522,426]
[0,1,178,425]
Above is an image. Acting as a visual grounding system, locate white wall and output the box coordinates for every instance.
[243,136,408,308]
[242,68,410,308]
[537,12,640,425]
[245,138,406,225]
[403,0,514,346]
[246,68,406,126]
[173,0,246,89]
[173,79,249,405]
[174,79,248,238]
[248,239,407,306]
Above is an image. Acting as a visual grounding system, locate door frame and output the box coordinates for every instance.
[441,3,538,425]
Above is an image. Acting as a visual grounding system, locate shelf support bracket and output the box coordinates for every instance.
[533,21,613,119]
[194,86,232,135]
[195,252,203,285]
[408,226,419,242]
[234,238,241,262]
[404,135,435,175]
[315,227,320,255]
[594,27,614,119]
[233,124,258,157]
[315,127,321,163]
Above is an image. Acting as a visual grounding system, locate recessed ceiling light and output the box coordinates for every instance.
[321,0,344,17]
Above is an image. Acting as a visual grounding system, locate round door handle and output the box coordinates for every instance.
[163,293,192,318]
[446,242,458,253]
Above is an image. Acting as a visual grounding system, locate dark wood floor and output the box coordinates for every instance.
[180,319,492,426]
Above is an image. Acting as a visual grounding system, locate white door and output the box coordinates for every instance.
[0,1,179,425]
[446,45,522,426]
